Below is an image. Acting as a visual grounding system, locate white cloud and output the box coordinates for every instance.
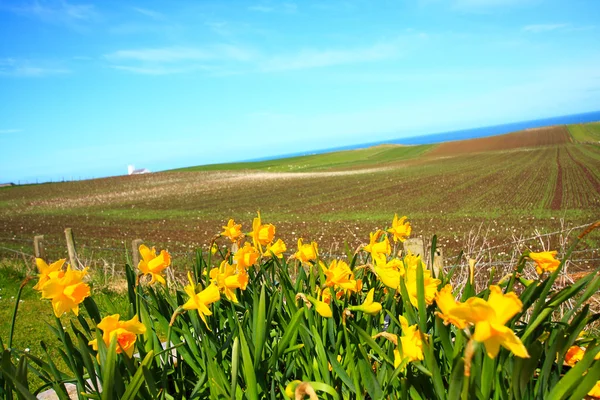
[106,39,403,75]
[105,45,254,63]
[523,23,569,33]
[248,5,274,12]
[259,42,400,72]
[0,129,22,134]
[248,3,297,13]
[7,0,97,26]
[0,58,70,77]
[421,0,540,12]
[132,7,164,20]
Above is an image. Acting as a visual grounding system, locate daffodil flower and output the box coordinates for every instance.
[449,285,529,359]
[297,292,332,318]
[398,315,425,363]
[564,345,584,366]
[138,244,171,285]
[373,254,405,290]
[89,314,146,357]
[349,288,382,315]
[209,261,249,303]
[363,230,391,258]
[181,272,221,329]
[251,211,276,251]
[264,238,287,259]
[33,258,66,291]
[320,259,360,292]
[234,242,259,270]
[589,381,600,398]
[528,250,560,275]
[294,239,318,265]
[435,284,467,329]
[387,214,412,243]
[404,259,440,309]
[221,219,243,242]
[41,265,91,317]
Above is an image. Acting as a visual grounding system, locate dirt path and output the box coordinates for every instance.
[550,148,563,210]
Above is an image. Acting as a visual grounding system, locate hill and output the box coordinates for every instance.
[0,122,598,271]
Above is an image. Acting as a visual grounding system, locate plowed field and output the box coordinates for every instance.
[426,126,572,157]
[1,133,598,270]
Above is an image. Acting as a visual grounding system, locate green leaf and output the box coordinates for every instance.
[101,333,118,400]
[274,308,305,361]
[327,351,356,394]
[447,358,464,400]
[121,350,154,400]
[546,343,600,400]
[253,286,267,369]
[238,324,258,399]
[230,337,240,400]
[358,352,383,400]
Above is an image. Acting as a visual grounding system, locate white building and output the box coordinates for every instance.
[128,165,150,175]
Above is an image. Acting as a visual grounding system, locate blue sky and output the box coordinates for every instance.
[1,0,599,183]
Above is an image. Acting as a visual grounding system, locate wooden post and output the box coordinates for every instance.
[403,238,425,260]
[131,239,143,269]
[432,248,444,278]
[33,235,46,261]
[64,228,79,269]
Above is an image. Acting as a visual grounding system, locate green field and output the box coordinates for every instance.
[174,143,434,172]
[0,123,599,272]
[568,122,600,143]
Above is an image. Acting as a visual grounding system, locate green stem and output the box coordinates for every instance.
[8,277,32,349]
[54,315,87,392]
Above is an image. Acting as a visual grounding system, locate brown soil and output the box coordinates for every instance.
[426,126,571,157]
[551,148,563,210]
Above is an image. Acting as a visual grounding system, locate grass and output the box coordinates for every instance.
[174,143,435,172]
[568,122,600,143]
[0,259,130,390]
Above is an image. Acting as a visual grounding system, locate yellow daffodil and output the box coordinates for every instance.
[435,284,467,329]
[387,214,411,243]
[33,258,66,291]
[294,239,318,265]
[564,345,584,366]
[373,331,402,368]
[589,381,600,398]
[349,288,382,315]
[363,230,391,258]
[321,259,359,292]
[529,250,560,275]
[181,272,221,329]
[298,293,332,318]
[88,314,146,357]
[373,255,405,290]
[251,211,276,250]
[399,315,425,363]
[234,242,259,270]
[449,285,529,359]
[221,219,243,242]
[404,261,441,309]
[138,244,171,285]
[311,296,333,318]
[41,265,91,317]
[264,238,287,259]
[209,261,249,303]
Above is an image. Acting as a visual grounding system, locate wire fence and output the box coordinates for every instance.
[0,222,598,276]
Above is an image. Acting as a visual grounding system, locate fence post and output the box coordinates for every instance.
[432,248,444,278]
[33,235,46,261]
[131,239,143,269]
[64,228,79,269]
[403,238,425,260]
